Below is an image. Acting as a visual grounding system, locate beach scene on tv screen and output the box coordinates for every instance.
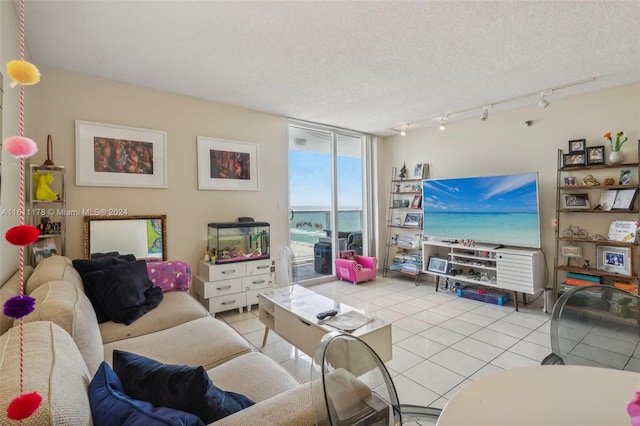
[422,173,541,248]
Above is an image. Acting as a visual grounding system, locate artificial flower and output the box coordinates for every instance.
[605,131,628,152]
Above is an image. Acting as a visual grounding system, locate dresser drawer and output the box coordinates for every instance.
[201,292,247,314]
[246,259,274,276]
[193,276,243,299]
[198,261,247,281]
[242,274,272,291]
[274,305,326,356]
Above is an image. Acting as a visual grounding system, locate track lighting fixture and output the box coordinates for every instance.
[439,116,447,130]
[400,127,406,136]
[538,89,552,108]
[481,105,491,121]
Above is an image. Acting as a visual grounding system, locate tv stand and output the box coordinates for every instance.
[422,241,544,311]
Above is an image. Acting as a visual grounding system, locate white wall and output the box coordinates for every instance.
[378,82,640,286]
[0,1,25,283]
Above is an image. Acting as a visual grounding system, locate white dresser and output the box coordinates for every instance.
[194,258,275,314]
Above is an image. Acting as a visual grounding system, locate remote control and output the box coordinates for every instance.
[316,309,339,320]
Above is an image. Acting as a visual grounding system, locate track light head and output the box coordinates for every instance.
[399,124,409,136]
[439,115,448,130]
[400,129,406,136]
[538,90,552,108]
[481,105,491,121]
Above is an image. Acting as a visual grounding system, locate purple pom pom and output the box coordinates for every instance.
[3,295,36,319]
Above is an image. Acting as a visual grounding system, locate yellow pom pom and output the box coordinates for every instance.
[6,60,41,88]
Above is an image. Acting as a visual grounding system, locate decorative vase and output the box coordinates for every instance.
[609,150,624,165]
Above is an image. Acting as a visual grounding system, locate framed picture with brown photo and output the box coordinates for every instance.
[586,146,605,165]
[561,193,590,209]
[563,153,586,167]
[411,195,422,209]
[568,139,586,153]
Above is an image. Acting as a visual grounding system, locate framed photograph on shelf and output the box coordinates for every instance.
[568,139,586,153]
[564,177,577,186]
[596,245,632,276]
[75,120,168,188]
[619,169,633,185]
[598,190,617,211]
[563,153,586,167]
[586,146,605,165]
[412,163,424,179]
[197,136,259,190]
[392,200,404,208]
[427,257,448,274]
[411,195,422,209]
[561,193,590,209]
[612,188,638,210]
[403,212,422,227]
[608,220,637,243]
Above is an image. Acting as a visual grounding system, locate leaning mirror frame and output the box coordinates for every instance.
[83,214,167,261]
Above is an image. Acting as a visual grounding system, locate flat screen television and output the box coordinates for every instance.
[422,172,541,248]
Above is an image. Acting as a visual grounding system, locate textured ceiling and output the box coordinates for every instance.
[15,0,640,135]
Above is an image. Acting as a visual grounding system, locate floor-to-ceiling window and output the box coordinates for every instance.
[287,120,372,284]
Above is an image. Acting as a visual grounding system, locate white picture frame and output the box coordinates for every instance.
[598,190,617,211]
[561,193,590,209]
[427,257,448,274]
[403,212,422,227]
[596,245,632,276]
[412,163,424,179]
[612,188,638,210]
[197,136,260,191]
[608,220,638,243]
[75,120,168,188]
[561,245,582,258]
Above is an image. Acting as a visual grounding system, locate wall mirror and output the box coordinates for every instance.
[83,215,167,260]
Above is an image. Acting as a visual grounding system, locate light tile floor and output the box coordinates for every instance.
[216,275,550,409]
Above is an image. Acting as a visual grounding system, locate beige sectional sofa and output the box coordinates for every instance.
[0,256,314,425]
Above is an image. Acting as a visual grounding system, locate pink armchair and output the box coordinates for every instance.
[335,250,377,284]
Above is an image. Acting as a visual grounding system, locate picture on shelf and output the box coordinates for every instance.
[427,257,448,274]
[561,193,590,209]
[392,200,403,208]
[564,177,577,186]
[563,153,586,167]
[586,146,605,165]
[412,163,424,179]
[411,195,422,209]
[596,245,632,276]
[619,169,633,185]
[608,220,637,243]
[597,190,617,211]
[403,212,422,227]
[568,139,586,153]
[612,188,637,210]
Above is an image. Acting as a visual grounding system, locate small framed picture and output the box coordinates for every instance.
[561,193,590,209]
[412,163,425,179]
[586,146,605,165]
[561,245,582,258]
[598,190,617,211]
[619,169,633,185]
[608,220,637,243]
[411,195,422,209]
[564,177,577,186]
[392,200,403,208]
[403,212,422,227]
[596,245,632,276]
[612,188,638,210]
[563,153,586,167]
[427,257,448,274]
[568,139,586,153]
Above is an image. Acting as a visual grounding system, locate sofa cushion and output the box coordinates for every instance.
[82,260,164,324]
[103,316,252,370]
[25,280,104,376]
[100,291,209,344]
[72,253,136,276]
[26,255,84,294]
[113,350,255,424]
[89,361,205,426]
[0,265,34,335]
[0,321,92,425]
[207,352,299,403]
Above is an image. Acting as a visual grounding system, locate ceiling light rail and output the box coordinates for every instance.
[390,76,597,133]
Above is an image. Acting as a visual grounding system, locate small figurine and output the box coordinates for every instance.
[581,174,600,186]
[399,163,408,179]
[604,178,615,185]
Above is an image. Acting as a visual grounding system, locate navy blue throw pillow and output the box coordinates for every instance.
[112,350,255,423]
[81,260,163,324]
[89,361,205,426]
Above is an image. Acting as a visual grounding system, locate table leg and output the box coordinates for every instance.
[514,291,519,311]
[261,327,269,347]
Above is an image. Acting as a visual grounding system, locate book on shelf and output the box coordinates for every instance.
[566,272,601,283]
[564,278,598,286]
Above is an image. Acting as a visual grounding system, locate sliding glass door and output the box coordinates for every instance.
[287,121,368,284]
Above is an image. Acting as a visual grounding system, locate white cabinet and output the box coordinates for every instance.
[194,258,275,314]
[422,241,544,310]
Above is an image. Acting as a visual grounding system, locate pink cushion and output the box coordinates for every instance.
[146,261,191,292]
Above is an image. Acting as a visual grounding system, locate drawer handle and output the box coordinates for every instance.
[252,280,266,285]
[216,285,232,291]
[221,300,236,305]
[257,265,269,269]
[222,270,236,275]
[299,319,311,326]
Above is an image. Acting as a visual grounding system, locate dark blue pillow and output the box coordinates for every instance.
[73,254,137,276]
[112,350,255,423]
[89,361,204,426]
[81,260,163,324]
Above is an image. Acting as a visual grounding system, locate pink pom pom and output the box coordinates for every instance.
[3,136,38,158]
[7,392,41,420]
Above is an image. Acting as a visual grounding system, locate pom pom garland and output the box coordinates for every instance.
[5,225,40,246]
[3,295,35,319]
[6,60,40,88]
[3,136,38,158]
[7,392,42,420]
